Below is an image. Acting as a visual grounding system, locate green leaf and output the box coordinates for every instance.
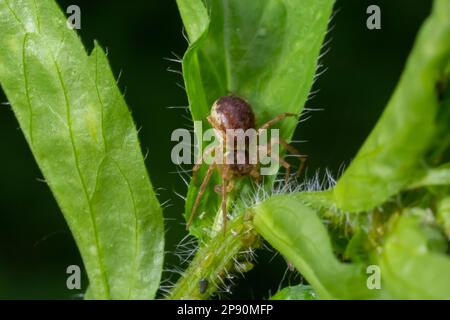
[178,0,335,239]
[333,0,450,212]
[379,209,450,299]
[176,0,209,43]
[437,196,450,237]
[253,195,382,299]
[270,285,317,300]
[409,163,450,188]
[0,0,164,299]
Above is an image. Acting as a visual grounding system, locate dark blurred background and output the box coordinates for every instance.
[0,0,432,299]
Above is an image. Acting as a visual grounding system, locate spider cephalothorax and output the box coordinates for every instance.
[188,95,306,232]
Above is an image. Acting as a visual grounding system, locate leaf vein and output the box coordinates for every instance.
[51,54,111,298]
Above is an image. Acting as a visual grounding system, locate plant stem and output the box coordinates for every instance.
[168,210,259,299]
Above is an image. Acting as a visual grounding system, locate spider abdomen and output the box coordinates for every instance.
[211,95,255,131]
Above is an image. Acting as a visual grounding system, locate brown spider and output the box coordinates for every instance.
[187,95,306,232]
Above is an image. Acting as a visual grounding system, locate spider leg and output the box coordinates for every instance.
[279,138,307,177]
[193,115,225,184]
[249,166,261,183]
[227,180,235,192]
[214,180,234,194]
[187,162,215,229]
[193,147,214,183]
[221,167,232,234]
[272,154,291,183]
[263,138,291,183]
[221,172,228,234]
[257,112,297,131]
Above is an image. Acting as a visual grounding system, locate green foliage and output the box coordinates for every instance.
[254,196,381,299]
[379,210,450,299]
[255,0,450,300]
[173,0,450,300]
[437,197,450,236]
[169,213,259,300]
[410,163,450,188]
[0,0,164,299]
[177,0,335,240]
[270,284,317,300]
[333,0,450,212]
[176,0,209,43]
[1,0,449,301]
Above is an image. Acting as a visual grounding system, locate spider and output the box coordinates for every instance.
[187,95,306,232]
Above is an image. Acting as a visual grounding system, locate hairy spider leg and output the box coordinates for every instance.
[263,138,292,183]
[221,165,230,234]
[214,179,234,194]
[192,116,225,183]
[190,112,302,231]
[257,111,307,179]
[278,138,307,177]
[192,146,214,183]
[191,115,232,233]
[249,166,261,183]
[257,112,297,131]
[219,130,233,234]
[187,162,216,229]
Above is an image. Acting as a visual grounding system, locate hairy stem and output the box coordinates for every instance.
[168,210,259,299]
